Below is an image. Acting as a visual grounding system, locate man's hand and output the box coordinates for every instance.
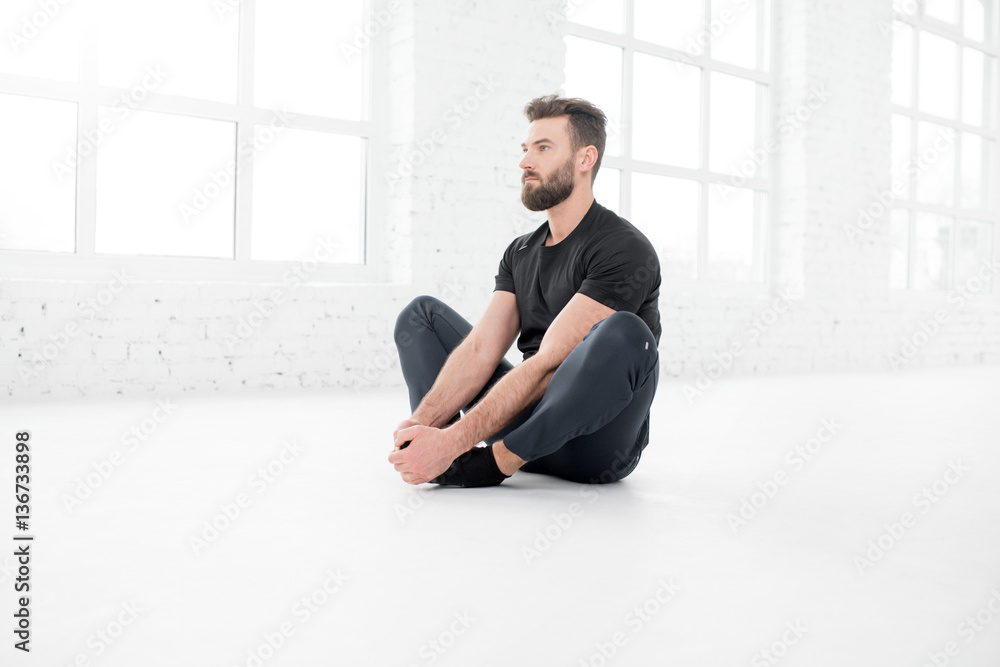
[388,425,465,485]
[392,417,423,444]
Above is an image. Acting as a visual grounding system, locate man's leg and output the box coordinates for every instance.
[500,311,659,484]
[394,295,527,427]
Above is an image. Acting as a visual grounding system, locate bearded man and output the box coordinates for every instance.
[388,95,661,487]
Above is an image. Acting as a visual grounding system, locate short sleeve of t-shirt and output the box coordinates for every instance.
[494,237,521,294]
[578,232,659,313]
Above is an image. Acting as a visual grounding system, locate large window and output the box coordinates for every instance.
[0,0,374,278]
[890,0,998,291]
[564,0,772,287]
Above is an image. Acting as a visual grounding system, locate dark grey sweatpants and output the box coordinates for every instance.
[394,296,660,483]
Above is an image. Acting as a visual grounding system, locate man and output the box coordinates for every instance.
[388,95,661,487]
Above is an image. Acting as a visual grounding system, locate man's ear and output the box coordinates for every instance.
[578,145,598,175]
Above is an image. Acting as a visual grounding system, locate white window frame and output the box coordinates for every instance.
[565,0,774,295]
[891,1,1000,293]
[0,1,387,284]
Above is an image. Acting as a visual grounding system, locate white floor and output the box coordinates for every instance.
[3,365,1000,666]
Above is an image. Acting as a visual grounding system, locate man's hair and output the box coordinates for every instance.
[523,95,607,183]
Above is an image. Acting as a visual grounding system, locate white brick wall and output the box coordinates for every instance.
[2,0,999,398]
[0,278,413,397]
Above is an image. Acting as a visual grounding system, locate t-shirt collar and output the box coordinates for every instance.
[543,198,602,250]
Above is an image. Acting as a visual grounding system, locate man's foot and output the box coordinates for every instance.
[431,444,510,487]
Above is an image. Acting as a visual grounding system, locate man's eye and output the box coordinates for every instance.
[540,146,548,151]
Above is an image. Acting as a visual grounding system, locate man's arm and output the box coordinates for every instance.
[406,290,521,429]
[444,292,616,451]
[390,293,616,484]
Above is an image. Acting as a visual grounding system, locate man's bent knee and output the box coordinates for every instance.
[578,312,658,388]
[394,295,442,344]
[591,311,656,350]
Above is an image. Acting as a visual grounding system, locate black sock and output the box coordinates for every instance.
[431,444,510,488]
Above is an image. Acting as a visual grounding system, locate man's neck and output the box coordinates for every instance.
[544,186,595,246]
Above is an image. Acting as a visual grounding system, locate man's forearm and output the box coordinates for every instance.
[411,338,498,428]
[446,355,554,452]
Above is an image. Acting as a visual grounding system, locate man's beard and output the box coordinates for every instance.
[521,156,575,212]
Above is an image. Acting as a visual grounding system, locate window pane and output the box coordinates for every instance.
[892,23,914,107]
[915,122,957,207]
[95,109,235,258]
[0,0,81,82]
[919,32,958,119]
[924,0,958,23]
[913,213,953,289]
[569,0,625,33]
[634,54,701,168]
[709,72,757,176]
[955,219,993,285]
[960,133,994,209]
[964,0,987,40]
[594,167,621,213]
[0,93,76,252]
[892,115,912,200]
[251,129,364,264]
[979,0,1000,44]
[890,209,910,289]
[565,37,623,157]
[962,48,985,126]
[926,0,959,22]
[985,55,997,129]
[963,49,995,128]
[710,0,759,69]
[634,0,704,52]
[707,184,754,281]
[255,0,365,120]
[633,173,699,281]
[97,0,238,104]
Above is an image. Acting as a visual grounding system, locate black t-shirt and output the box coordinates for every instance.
[495,200,661,359]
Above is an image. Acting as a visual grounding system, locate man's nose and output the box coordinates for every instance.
[519,153,533,171]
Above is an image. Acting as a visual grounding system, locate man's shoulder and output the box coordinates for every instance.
[587,204,659,260]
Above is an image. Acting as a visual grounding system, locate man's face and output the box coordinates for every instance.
[519,116,577,212]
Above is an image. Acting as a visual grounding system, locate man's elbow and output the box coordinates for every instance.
[465,331,508,369]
